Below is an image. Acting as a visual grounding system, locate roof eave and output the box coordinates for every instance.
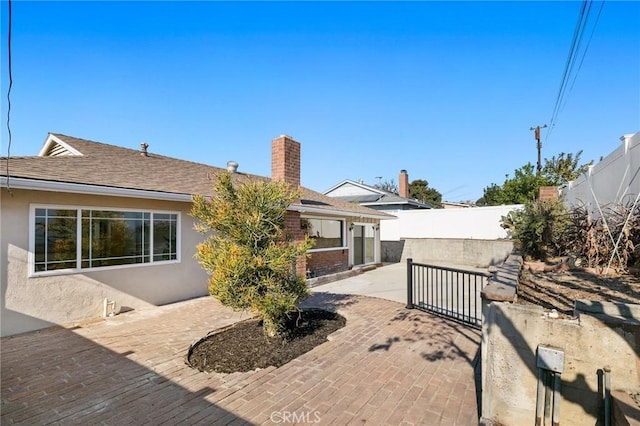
[289,204,394,220]
[0,177,193,202]
[361,200,431,208]
[0,177,395,219]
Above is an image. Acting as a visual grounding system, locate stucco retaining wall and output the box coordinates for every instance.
[482,302,640,425]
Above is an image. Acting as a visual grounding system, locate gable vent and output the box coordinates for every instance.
[38,135,83,157]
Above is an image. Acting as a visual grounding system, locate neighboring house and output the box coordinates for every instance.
[324,170,432,212]
[0,133,391,337]
[441,201,473,209]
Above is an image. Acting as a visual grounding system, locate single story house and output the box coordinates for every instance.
[0,133,391,337]
[324,170,432,212]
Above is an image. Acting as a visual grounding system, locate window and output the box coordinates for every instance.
[32,206,179,274]
[302,218,344,250]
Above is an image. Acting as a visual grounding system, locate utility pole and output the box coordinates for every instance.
[530,124,548,175]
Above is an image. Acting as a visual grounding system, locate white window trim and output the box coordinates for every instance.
[302,215,347,253]
[29,204,181,277]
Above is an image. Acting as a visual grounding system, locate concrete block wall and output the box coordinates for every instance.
[400,238,514,267]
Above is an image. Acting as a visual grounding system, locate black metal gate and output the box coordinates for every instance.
[405,258,490,328]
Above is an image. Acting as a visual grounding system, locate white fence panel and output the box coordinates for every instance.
[562,132,640,211]
[380,204,523,241]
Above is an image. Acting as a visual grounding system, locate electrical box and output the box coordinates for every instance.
[537,346,565,373]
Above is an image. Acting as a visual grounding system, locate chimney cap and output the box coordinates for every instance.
[140,142,149,156]
[227,160,239,173]
[400,169,407,174]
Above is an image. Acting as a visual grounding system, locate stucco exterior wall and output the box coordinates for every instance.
[482,302,640,426]
[1,189,209,337]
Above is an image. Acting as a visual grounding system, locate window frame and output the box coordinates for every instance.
[302,216,347,253]
[29,204,180,277]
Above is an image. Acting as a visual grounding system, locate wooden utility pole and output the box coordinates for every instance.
[530,124,548,175]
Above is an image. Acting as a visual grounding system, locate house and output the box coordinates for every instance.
[0,133,391,337]
[324,170,432,212]
[441,201,473,209]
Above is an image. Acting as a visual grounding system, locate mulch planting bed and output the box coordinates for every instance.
[187,309,346,373]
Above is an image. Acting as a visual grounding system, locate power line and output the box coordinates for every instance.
[546,0,604,143]
[5,0,13,195]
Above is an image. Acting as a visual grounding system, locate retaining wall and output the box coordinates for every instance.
[480,256,640,425]
[399,238,514,268]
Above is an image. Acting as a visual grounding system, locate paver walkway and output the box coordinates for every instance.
[1,292,481,425]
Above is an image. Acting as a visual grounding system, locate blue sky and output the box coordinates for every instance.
[1,1,639,202]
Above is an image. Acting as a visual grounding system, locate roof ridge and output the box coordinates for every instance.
[49,133,264,175]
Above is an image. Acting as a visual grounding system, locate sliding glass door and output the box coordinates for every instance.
[352,224,375,266]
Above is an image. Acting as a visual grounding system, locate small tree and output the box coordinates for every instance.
[409,179,442,207]
[191,172,314,337]
[542,150,592,187]
[478,152,591,206]
[373,178,398,194]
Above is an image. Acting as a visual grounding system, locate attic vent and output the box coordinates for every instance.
[140,143,149,156]
[227,161,239,173]
[48,144,73,156]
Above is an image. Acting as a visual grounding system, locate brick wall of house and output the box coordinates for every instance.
[286,210,307,276]
[307,249,349,277]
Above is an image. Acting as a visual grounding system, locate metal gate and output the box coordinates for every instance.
[405,258,491,328]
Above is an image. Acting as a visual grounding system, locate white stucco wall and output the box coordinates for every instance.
[562,132,640,212]
[1,189,210,337]
[380,204,523,241]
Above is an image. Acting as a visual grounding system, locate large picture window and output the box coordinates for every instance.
[32,206,179,274]
[302,218,344,250]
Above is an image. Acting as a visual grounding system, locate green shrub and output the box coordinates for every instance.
[501,199,570,261]
[191,172,314,337]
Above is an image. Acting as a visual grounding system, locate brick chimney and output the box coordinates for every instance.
[271,135,301,188]
[271,134,306,277]
[399,169,409,198]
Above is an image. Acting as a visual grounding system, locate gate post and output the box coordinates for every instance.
[406,258,414,309]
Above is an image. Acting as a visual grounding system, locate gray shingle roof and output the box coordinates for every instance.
[0,133,392,219]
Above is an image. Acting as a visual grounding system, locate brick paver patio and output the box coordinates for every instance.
[1,293,481,425]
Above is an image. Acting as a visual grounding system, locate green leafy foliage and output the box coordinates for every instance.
[409,179,442,208]
[191,172,314,337]
[501,199,570,260]
[478,151,591,206]
[479,163,550,206]
[542,150,592,187]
